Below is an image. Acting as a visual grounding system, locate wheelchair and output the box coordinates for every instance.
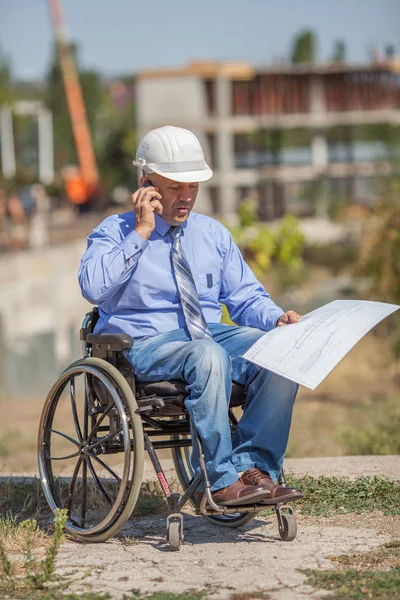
[38,308,298,551]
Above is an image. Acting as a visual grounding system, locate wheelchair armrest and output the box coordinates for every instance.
[86,333,134,352]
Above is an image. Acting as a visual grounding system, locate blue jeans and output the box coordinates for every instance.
[127,323,298,491]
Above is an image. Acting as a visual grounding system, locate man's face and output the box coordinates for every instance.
[140,173,199,226]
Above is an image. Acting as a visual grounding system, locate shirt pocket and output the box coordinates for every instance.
[194,271,221,301]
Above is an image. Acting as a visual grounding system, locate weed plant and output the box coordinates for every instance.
[0,508,67,598]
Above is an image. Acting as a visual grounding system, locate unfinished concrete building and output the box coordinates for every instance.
[136,60,400,219]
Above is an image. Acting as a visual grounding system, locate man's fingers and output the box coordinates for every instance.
[276,314,289,327]
[133,188,162,206]
[132,184,160,202]
[276,310,302,327]
[287,310,301,323]
[149,200,163,215]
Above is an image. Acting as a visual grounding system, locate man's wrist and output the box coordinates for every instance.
[134,225,153,240]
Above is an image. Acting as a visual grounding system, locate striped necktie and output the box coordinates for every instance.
[170,226,212,340]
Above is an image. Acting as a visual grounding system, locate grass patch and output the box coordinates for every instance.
[302,540,400,600]
[132,481,166,516]
[0,593,112,600]
[0,479,49,522]
[0,477,167,526]
[3,475,399,527]
[261,475,400,518]
[303,568,400,600]
[328,540,400,571]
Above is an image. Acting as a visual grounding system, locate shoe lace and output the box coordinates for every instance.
[246,468,271,485]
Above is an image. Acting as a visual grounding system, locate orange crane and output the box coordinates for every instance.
[48,0,99,205]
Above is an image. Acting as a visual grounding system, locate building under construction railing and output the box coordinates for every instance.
[136,60,400,220]
[229,66,400,116]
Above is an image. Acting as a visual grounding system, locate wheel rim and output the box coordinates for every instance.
[38,365,135,537]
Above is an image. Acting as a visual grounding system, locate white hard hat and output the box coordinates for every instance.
[132,126,213,183]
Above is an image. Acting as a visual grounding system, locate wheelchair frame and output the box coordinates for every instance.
[38,308,297,550]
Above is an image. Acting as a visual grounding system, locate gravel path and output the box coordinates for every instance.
[284,455,400,480]
[59,514,391,600]
[54,455,400,599]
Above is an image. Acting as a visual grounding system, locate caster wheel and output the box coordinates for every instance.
[168,520,182,551]
[278,511,297,541]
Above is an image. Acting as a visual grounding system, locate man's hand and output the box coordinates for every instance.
[132,185,163,240]
[276,310,302,327]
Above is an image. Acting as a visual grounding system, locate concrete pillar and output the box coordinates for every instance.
[310,75,325,114]
[311,133,328,168]
[38,108,54,184]
[0,107,16,179]
[215,75,237,222]
[310,75,330,217]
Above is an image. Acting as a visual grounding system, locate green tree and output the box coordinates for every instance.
[331,39,346,62]
[98,117,137,190]
[46,43,77,167]
[291,30,316,64]
[0,45,12,105]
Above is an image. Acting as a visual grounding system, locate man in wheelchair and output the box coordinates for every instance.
[78,126,303,509]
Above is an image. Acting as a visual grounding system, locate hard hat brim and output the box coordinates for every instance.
[153,166,213,183]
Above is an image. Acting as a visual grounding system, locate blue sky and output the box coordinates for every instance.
[1,0,400,79]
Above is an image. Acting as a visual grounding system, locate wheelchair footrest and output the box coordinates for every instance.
[197,503,266,516]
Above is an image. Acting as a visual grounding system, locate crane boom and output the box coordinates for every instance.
[48,0,99,192]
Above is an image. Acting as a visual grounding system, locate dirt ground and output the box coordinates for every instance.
[52,456,400,600]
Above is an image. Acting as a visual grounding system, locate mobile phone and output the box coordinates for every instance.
[143,179,158,204]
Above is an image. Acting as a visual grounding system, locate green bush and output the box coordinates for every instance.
[238,198,258,228]
[228,215,305,290]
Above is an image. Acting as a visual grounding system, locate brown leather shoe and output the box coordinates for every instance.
[211,478,271,506]
[241,468,303,504]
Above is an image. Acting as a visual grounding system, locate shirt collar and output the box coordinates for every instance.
[154,213,190,237]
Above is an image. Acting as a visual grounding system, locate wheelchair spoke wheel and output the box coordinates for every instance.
[171,432,256,528]
[38,357,144,542]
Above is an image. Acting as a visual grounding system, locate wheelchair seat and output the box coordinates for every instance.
[135,379,246,408]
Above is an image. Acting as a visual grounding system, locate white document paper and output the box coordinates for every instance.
[243,300,399,390]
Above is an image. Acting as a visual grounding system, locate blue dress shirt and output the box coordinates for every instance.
[78,211,284,338]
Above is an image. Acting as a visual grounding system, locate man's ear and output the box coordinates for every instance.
[139,175,153,187]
